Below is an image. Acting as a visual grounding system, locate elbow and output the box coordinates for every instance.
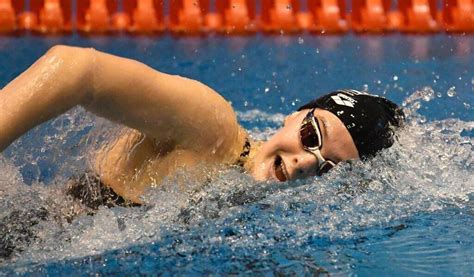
[44,45,97,105]
[45,44,96,59]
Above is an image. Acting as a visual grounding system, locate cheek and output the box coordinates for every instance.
[277,124,300,143]
[259,122,302,159]
[279,128,301,152]
[258,138,279,160]
[251,160,271,181]
[324,134,358,161]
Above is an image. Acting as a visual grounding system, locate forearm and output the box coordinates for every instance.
[0,45,244,161]
[81,49,243,157]
[0,46,94,151]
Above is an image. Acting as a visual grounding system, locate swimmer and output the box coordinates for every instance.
[0,45,404,206]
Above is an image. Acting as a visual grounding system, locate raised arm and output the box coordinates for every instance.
[0,45,245,161]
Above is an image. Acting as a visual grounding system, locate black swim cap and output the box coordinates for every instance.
[297,89,404,159]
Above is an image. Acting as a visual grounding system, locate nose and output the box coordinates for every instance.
[286,152,318,179]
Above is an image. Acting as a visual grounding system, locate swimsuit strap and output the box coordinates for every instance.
[235,137,251,168]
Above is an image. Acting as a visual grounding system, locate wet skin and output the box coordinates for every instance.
[249,108,360,182]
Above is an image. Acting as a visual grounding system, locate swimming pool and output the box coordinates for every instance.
[0,34,473,275]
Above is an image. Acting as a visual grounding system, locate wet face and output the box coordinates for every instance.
[250,108,359,182]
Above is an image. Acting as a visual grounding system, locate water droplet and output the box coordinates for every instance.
[421,87,435,102]
[436,92,442,98]
[315,48,320,54]
[463,102,471,109]
[238,67,242,71]
[447,86,456,97]
[393,75,399,81]
[363,84,369,91]
[244,101,248,107]
[413,102,421,110]
[272,72,277,77]
[297,37,304,44]
[264,87,270,93]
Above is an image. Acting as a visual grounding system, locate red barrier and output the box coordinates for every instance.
[111,12,130,31]
[169,0,208,33]
[28,0,72,33]
[443,0,474,32]
[396,0,439,32]
[351,0,391,32]
[2,0,474,35]
[123,0,164,33]
[216,0,256,33]
[260,0,301,32]
[308,0,348,33]
[0,0,21,32]
[77,0,116,33]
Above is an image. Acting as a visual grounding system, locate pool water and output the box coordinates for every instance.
[0,34,473,276]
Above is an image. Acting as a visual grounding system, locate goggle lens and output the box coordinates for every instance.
[300,121,320,149]
[299,109,337,176]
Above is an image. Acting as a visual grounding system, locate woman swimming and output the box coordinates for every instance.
[0,45,404,206]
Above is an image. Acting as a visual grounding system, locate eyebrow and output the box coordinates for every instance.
[319,116,330,143]
[318,116,342,163]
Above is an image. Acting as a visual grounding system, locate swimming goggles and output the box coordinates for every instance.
[300,108,336,176]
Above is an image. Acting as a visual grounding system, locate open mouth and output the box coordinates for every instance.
[274,155,289,182]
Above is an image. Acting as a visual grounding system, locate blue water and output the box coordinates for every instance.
[0,34,473,276]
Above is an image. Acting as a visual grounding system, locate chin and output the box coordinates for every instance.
[250,157,273,182]
[250,163,268,181]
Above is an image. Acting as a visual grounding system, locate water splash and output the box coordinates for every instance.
[0,90,473,275]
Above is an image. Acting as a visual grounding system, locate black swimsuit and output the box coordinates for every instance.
[235,137,251,168]
[66,172,140,210]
